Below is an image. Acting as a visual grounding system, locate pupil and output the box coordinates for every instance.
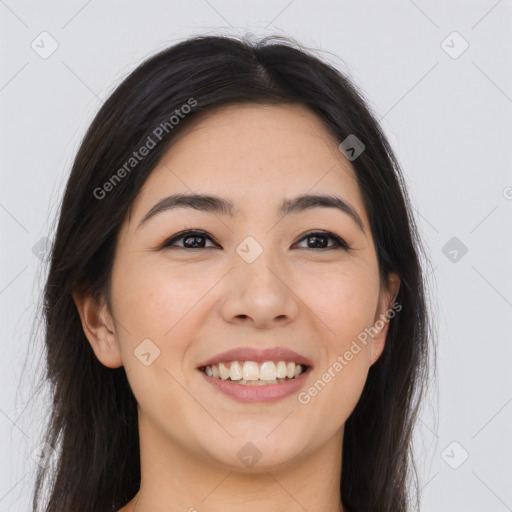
[184,235,204,248]
[308,235,327,248]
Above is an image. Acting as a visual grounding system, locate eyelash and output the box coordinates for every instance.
[161,229,350,251]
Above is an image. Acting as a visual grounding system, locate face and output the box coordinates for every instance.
[76,103,399,473]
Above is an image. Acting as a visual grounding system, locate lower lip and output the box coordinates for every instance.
[198,367,312,403]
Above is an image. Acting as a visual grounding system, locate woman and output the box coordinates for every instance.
[32,34,434,512]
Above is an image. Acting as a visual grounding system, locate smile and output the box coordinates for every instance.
[200,360,307,385]
[198,361,312,403]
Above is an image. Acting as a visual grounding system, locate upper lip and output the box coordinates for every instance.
[197,347,313,368]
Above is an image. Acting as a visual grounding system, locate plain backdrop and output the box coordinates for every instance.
[1,1,511,511]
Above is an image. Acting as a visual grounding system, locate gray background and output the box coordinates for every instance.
[1,1,511,510]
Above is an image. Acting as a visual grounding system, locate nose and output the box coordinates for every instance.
[219,249,299,329]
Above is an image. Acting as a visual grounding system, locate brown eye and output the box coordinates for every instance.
[162,229,349,251]
[294,231,349,250]
[162,230,217,249]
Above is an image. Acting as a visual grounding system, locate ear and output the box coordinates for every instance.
[369,272,401,366]
[72,289,124,369]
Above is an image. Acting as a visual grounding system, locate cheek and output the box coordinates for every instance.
[299,261,380,339]
[295,262,377,421]
[329,354,370,425]
[111,257,212,339]
[298,340,371,441]
[111,258,209,410]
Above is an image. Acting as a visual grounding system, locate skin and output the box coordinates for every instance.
[74,103,400,512]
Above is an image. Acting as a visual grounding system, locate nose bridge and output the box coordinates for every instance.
[220,233,298,327]
[235,233,284,291]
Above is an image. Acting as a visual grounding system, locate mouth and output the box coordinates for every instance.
[198,360,310,385]
[197,360,312,403]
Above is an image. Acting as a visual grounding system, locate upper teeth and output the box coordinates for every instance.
[203,361,304,381]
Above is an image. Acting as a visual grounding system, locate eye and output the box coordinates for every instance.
[293,230,350,250]
[162,229,349,251]
[162,230,217,249]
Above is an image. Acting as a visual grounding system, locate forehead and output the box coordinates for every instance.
[129,103,367,225]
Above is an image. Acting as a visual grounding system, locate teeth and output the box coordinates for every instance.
[276,361,288,379]
[260,361,276,380]
[218,362,230,380]
[242,361,260,381]
[229,361,243,381]
[202,360,307,383]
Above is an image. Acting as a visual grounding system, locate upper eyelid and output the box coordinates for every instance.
[163,229,349,248]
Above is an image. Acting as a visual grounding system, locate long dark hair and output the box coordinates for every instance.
[27,33,435,512]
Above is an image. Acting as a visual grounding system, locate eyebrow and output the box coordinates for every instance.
[137,193,365,233]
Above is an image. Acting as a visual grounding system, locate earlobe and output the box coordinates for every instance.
[72,289,124,369]
[369,272,401,366]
